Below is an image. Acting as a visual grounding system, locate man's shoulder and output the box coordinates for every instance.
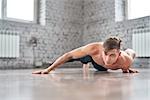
[81,42,103,55]
[85,42,103,47]
[120,51,133,65]
[119,51,133,70]
[120,51,132,58]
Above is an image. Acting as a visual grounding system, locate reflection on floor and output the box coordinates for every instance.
[0,68,150,100]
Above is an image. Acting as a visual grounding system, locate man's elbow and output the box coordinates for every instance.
[63,53,73,61]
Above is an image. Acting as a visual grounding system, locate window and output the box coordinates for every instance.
[0,0,37,22]
[128,0,150,19]
[7,0,34,21]
[115,0,126,22]
[0,0,2,18]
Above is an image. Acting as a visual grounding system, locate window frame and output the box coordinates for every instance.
[0,0,38,23]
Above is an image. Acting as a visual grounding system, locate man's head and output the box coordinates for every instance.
[103,36,122,65]
[103,36,122,52]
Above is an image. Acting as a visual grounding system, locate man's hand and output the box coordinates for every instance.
[128,68,139,73]
[32,69,49,74]
[122,68,139,73]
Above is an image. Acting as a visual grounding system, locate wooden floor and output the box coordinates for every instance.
[0,68,150,100]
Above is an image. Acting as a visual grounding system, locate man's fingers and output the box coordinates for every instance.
[32,69,50,74]
[123,70,129,73]
[129,69,139,73]
[32,70,42,74]
[41,70,49,74]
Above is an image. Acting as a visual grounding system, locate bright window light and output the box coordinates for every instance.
[7,0,34,21]
[128,0,150,19]
[0,0,2,18]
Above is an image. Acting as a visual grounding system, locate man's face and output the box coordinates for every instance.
[103,49,120,65]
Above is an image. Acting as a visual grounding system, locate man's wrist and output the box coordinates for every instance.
[47,67,54,72]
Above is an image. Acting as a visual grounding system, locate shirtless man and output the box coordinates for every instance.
[32,36,138,74]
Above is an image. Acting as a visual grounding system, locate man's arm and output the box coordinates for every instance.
[121,52,138,73]
[83,63,90,73]
[83,63,90,79]
[122,67,139,73]
[32,43,97,74]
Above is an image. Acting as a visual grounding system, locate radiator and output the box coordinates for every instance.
[0,31,20,58]
[132,28,150,57]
